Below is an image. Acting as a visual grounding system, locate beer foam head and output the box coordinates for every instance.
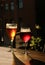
[20,27,31,32]
[6,23,17,29]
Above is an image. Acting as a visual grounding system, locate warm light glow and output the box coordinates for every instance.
[11,29,16,40]
[35,24,40,29]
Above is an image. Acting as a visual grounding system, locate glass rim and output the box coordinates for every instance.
[20,27,31,32]
[6,23,17,28]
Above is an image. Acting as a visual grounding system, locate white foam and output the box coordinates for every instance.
[6,23,17,29]
[20,28,31,32]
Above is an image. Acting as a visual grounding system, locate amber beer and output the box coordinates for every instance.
[20,28,31,43]
[6,23,17,40]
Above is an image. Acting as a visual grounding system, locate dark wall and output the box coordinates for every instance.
[36,0,45,40]
[36,0,45,26]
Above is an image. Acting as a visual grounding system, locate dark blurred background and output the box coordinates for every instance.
[0,0,45,52]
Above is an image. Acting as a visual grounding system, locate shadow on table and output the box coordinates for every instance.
[30,59,45,65]
[12,52,45,65]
